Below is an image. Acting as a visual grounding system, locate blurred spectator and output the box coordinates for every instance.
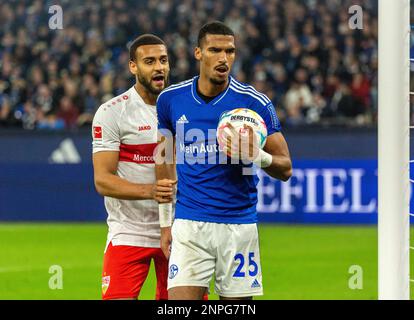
[33,84,53,114]
[284,68,318,125]
[0,96,11,123]
[331,83,365,122]
[284,80,313,126]
[0,0,379,130]
[351,72,371,111]
[56,96,80,129]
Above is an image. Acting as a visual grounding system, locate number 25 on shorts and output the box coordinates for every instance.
[233,252,258,278]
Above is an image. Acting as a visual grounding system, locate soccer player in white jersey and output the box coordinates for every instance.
[155,22,292,300]
[92,34,176,300]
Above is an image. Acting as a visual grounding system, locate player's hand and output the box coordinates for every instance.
[160,226,172,259]
[152,179,177,203]
[219,123,259,162]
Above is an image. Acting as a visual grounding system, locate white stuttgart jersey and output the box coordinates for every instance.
[92,86,159,249]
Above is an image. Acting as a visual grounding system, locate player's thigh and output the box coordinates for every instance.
[102,242,152,300]
[214,223,263,298]
[167,219,215,295]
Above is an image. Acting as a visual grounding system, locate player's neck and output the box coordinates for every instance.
[197,74,228,97]
[134,83,157,106]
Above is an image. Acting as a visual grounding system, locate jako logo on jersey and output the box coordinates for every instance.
[251,279,261,288]
[169,264,179,279]
[93,126,102,139]
[177,114,189,124]
[102,275,110,295]
[138,125,151,131]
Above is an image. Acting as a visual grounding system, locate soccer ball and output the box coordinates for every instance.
[216,108,267,152]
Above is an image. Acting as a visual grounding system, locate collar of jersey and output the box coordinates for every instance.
[191,75,231,106]
[130,85,154,107]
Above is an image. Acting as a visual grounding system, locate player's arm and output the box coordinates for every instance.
[251,101,292,181]
[93,151,174,202]
[220,100,292,181]
[222,124,292,181]
[154,133,177,259]
[155,136,177,187]
[260,132,292,181]
[155,92,178,259]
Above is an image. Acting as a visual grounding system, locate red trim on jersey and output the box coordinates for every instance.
[119,143,157,164]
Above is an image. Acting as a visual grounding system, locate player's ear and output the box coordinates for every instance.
[129,59,137,75]
[194,47,202,61]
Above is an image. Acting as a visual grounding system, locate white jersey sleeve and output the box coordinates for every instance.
[92,105,121,153]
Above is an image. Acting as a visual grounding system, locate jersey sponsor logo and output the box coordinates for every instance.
[133,154,153,162]
[179,142,222,154]
[119,143,157,164]
[169,264,179,279]
[138,125,152,131]
[93,126,102,139]
[177,114,189,124]
[251,279,261,288]
[102,275,110,295]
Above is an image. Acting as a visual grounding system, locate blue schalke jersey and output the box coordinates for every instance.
[157,75,281,224]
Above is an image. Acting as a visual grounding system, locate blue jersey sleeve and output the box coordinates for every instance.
[156,92,174,135]
[255,101,281,136]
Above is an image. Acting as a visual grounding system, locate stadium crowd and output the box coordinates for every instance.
[0,0,379,130]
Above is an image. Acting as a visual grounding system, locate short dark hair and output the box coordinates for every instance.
[129,34,165,61]
[197,21,234,47]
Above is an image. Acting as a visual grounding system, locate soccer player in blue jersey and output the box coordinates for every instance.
[155,21,292,300]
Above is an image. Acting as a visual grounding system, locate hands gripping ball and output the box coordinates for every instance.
[216,108,267,159]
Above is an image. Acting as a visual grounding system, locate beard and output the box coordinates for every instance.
[209,77,226,86]
[137,73,169,95]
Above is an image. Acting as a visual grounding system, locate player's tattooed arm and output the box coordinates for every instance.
[93,151,174,201]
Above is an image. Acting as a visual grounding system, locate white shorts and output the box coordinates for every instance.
[167,218,263,298]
